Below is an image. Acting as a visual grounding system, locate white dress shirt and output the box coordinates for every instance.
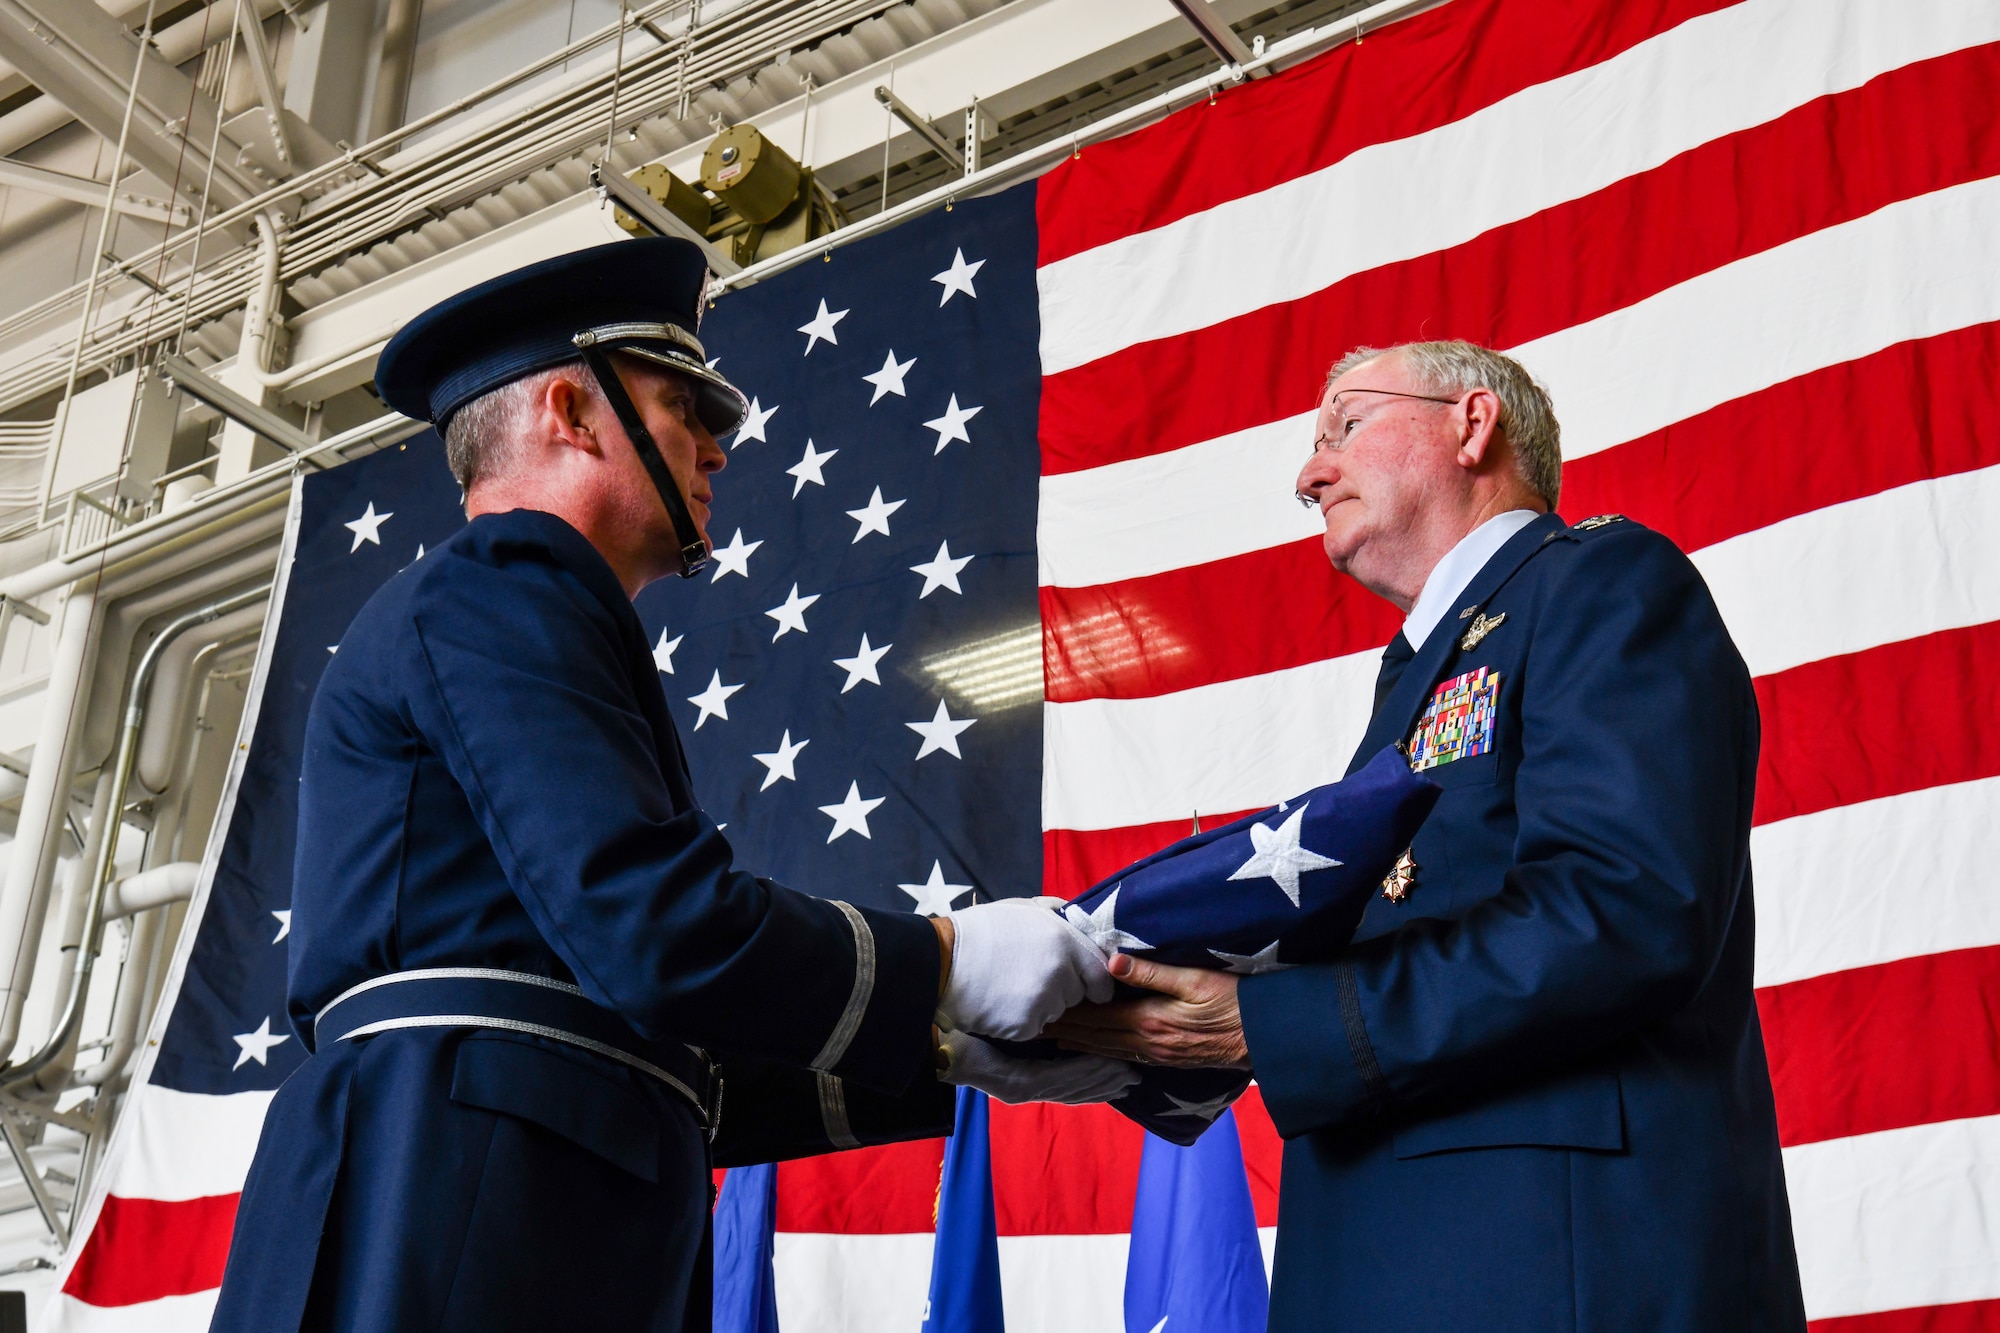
[1401,509,1542,651]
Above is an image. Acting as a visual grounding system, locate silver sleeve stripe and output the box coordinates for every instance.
[816,1072,860,1150]
[811,900,876,1074]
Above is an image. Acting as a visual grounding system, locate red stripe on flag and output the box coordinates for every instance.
[1042,544,1397,704]
[1033,0,1738,268]
[776,1137,945,1233]
[1810,1297,2000,1332]
[1565,324,2000,555]
[1754,619,2000,827]
[1760,945,2000,1148]
[1041,44,2000,474]
[62,1192,238,1307]
[1045,809,1259,901]
[992,1102,1140,1235]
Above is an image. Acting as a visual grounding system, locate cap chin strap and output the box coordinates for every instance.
[574,343,710,579]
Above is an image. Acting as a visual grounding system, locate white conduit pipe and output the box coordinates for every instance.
[101,862,199,922]
[0,584,99,1064]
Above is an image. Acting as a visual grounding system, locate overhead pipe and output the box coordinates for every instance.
[101,862,200,921]
[0,586,268,1093]
[134,612,265,793]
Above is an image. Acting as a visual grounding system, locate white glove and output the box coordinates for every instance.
[940,896,1114,1040]
[940,1029,1140,1105]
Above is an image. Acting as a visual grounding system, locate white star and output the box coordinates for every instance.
[921,395,984,454]
[326,645,337,655]
[708,528,763,581]
[270,910,291,944]
[899,861,973,916]
[931,248,986,305]
[1209,940,1294,975]
[845,487,906,543]
[1161,1090,1235,1121]
[1063,885,1153,953]
[1227,803,1342,906]
[910,541,973,598]
[751,730,809,790]
[402,542,425,570]
[818,781,885,843]
[687,671,743,730]
[764,583,821,640]
[786,439,838,497]
[833,634,891,692]
[343,501,392,552]
[734,396,777,447]
[797,299,848,355]
[231,1016,291,1070]
[861,349,916,405]
[907,699,976,760]
[652,629,683,674]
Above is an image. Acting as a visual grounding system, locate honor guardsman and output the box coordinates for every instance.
[211,238,1128,1333]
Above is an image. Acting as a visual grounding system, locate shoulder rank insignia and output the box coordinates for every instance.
[1573,513,1625,531]
[1381,848,1417,903]
[1459,611,1506,651]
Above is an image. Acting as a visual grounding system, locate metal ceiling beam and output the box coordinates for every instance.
[156,354,312,454]
[0,158,187,224]
[1165,0,1268,77]
[873,86,961,172]
[233,0,293,171]
[0,0,265,207]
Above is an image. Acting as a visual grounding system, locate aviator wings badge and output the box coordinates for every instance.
[1459,611,1506,651]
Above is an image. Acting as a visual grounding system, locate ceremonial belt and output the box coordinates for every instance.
[314,968,713,1127]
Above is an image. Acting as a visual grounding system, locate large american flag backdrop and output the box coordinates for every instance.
[40,0,2000,1327]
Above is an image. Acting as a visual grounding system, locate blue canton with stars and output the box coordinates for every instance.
[636,186,1043,918]
[148,184,1043,1097]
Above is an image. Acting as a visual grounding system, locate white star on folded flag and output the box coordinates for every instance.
[845,487,906,543]
[751,731,809,790]
[898,861,973,915]
[231,1017,291,1070]
[764,584,821,640]
[862,349,916,404]
[1160,1090,1234,1121]
[907,699,976,759]
[910,541,972,598]
[1064,885,1153,953]
[797,299,848,355]
[787,439,838,496]
[1227,804,1342,906]
[818,781,885,842]
[652,629,683,674]
[269,910,291,944]
[1208,940,1293,975]
[931,248,985,304]
[708,528,762,581]
[687,671,743,730]
[832,634,891,692]
[734,396,777,446]
[343,501,392,552]
[921,394,983,454]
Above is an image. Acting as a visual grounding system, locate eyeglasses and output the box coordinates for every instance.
[1296,387,1465,509]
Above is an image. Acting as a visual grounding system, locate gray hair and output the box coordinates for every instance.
[1325,340,1561,508]
[441,360,595,491]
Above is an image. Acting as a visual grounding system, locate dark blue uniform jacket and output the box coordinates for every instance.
[212,509,951,1333]
[1239,513,1807,1332]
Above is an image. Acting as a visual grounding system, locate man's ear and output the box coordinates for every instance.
[542,373,606,458]
[1455,387,1504,470]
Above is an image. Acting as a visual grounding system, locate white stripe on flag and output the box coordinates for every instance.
[1043,648,1380,831]
[774,1233,934,1333]
[1036,411,1319,588]
[1035,0,2000,373]
[1693,464,2000,679]
[1520,175,2000,461]
[1039,180,2000,591]
[42,1290,218,1333]
[1752,776,2000,989]
[997,1235,1131,1333]
[1785,1113,2000,1321]
[105,1087,273,1202]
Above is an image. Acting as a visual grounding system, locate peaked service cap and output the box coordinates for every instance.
[374,236,748,438]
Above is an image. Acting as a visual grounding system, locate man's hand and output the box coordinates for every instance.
[1045,953,1251,1069]
[938,1030,1140,1105]
[939,897,1115,1040]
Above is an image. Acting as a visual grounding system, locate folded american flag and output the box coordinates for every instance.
[1033,745,1439,1144]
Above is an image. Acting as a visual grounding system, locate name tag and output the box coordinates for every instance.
[1409,667,1501,772]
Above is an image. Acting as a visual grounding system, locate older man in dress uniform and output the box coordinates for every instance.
[1052,341,1808,1332]
[210,238,1130,1333]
